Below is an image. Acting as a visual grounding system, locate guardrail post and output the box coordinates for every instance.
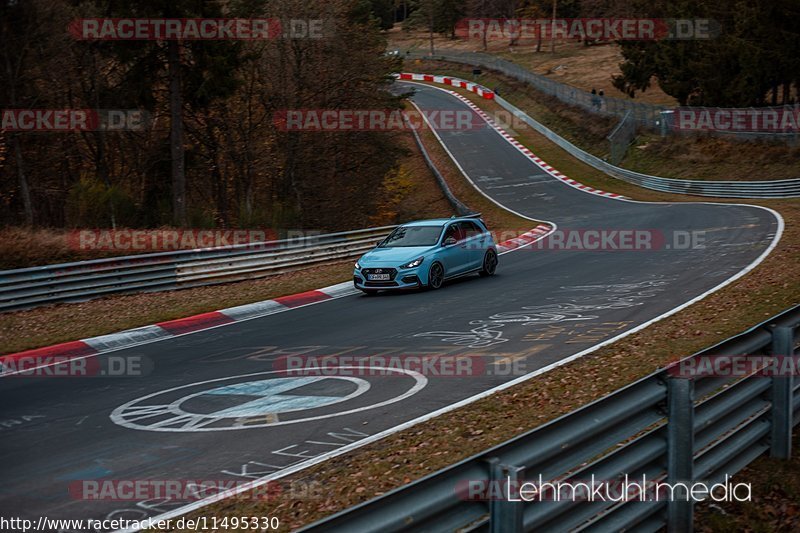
[769,326,794,459]
[488,458,524,533]
[667,376,695,533]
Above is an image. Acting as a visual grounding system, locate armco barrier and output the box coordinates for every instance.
[0,226,396,312]
[302,304,800,532]
[493,96,800,199]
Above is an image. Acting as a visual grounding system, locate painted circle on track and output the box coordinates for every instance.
[110,368,427,432]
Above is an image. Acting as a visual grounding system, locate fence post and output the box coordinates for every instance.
[769,326,794,458]
[488,458,524,533]
[667,376,695,533]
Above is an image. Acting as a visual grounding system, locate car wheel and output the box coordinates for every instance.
[479,249,498,277]
[427,262,444,290]
[362,289,379,296]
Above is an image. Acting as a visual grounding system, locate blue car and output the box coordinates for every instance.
[353,215,498,295]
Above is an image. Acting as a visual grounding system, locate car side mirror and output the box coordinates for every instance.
[375,241,382,247]
[443,236,457,246]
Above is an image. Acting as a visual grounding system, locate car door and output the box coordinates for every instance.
[459,221,486,270]
[437,223,468,276]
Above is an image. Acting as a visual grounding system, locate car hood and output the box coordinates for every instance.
[359,246,435,265]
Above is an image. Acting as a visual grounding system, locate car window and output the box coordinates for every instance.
[459,221,482,238]
[443,224,460,242]
[380,225,443,247]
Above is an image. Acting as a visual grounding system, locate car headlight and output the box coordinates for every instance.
[400,257,424,269]
[354,261,361,270]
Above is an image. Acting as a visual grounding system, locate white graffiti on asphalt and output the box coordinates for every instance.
[413,277,674,348]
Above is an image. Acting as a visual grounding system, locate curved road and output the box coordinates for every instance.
[0,82,780,528]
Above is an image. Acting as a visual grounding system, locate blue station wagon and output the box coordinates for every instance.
[353,215,498,295]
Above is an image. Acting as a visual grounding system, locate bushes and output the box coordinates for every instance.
[65,178,138,228]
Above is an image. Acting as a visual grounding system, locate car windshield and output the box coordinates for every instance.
[380,225,443,247]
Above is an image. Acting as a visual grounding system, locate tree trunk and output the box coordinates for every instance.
[12,136,34,226]
[207,121,228,227]
[168,40,187,226]
[429,8,435,56]
[95,131,116,228]
[480,0,487,51]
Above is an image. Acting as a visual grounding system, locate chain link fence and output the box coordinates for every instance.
[607,110,637,165]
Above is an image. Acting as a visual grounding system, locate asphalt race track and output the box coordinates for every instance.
[0,82,780,529]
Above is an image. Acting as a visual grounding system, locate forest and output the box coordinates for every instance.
[2,0,798,229]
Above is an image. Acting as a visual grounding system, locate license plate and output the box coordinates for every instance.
[367,273,390,281]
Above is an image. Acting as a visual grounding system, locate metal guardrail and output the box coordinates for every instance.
[303,304,800,532]
[0,226,396,312]
[494,96,800,198]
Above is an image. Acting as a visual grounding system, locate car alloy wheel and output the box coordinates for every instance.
[479,249,498,277]
[428,262,444,289]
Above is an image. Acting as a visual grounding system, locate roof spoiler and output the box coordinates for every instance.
[450,213,482,219]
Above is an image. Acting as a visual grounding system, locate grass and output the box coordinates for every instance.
[155,81,799,532]
[695,425,800,532]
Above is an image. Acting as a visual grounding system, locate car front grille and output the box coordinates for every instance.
[364,281,399,287]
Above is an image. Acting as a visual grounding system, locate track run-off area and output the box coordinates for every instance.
[0,81,782,530]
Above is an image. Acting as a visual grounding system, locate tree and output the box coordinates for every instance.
[1,0,410,230]
[612,0,800,106]
[405,0,466,51]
